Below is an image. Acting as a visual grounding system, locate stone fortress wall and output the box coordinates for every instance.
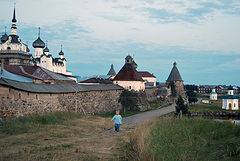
[0,85,122,120]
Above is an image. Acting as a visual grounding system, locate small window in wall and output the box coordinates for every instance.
[18,93,21,99]
[36,95,38,100]
[7,47,11,50]
[129,86,131,89]
[234,103,236,107]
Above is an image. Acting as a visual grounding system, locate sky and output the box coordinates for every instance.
[0,0,239,85]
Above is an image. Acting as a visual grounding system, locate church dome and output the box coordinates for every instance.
[1,33,8,43]
[32,37,45,48]
[43,46,49,52]
[59,50,64,55]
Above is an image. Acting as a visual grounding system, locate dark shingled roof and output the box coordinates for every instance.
[167,62,183,82]
[107,64,116,76]
[113,63,144,81]
[0,78,123,94]
[3,64,71,81]
[138,71,156,78]
[80,77,113,84]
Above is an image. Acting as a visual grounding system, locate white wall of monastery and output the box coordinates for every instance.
[113,80,145,91]
[0,39,27,52]
[142,77,156,87]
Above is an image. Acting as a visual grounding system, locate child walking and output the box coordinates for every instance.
[111,110,122,132]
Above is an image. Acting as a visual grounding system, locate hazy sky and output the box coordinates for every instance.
[0,0,239,85]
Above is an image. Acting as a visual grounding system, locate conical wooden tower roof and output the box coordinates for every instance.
[167,62,183,82]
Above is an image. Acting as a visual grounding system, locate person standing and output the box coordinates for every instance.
[111,110,122,132]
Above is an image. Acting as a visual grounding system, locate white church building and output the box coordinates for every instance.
[32,31,72,76]
[0,6,72,76]
[222,86,239,110]
[210,89,217,100]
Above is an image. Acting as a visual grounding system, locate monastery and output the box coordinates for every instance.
[0,7,72,76]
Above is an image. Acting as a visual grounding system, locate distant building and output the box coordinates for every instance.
[107,64,116,76]
[166,62,185,98]
[198,85,224,94]
[222,86,239,110]
[210,89,217,100]
[113,55,145,91]
[138,71,156,87]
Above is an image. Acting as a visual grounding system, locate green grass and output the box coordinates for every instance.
[0,112,83,135]
[124,117,240,161]
[189,104,226,113]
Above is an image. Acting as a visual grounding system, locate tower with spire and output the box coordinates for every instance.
[107,64,116,76]
[11,3,17,35]
[166,62,186,99]
[0,4,33,65]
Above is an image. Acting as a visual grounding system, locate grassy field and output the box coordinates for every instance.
[0,112,133,161]
[189,99,240,113]
[123,117,240,161]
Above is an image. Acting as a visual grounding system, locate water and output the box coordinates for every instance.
[217,119,240,125]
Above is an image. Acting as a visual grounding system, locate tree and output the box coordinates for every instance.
[186,90,198,105]
[175,96,188,117]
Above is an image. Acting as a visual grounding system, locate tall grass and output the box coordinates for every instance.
[123,117,240,161]
[0,112,83,135]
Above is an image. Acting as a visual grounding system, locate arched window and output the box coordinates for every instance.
[7,47,11,50]
[234,103,236,107]
[229,103,232,110]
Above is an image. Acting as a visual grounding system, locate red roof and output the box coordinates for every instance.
[138,71,156,78]
[113,63,144,81]
[3,64,71,81]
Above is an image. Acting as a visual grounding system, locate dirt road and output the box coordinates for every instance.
[124,104,175,124]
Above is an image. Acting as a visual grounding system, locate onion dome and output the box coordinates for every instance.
[59,45,64,56]
[1,33,8,43]
[32,27,45,48]
[43,46,49,52]
[59,50,64,55]
[32,37,45,48]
